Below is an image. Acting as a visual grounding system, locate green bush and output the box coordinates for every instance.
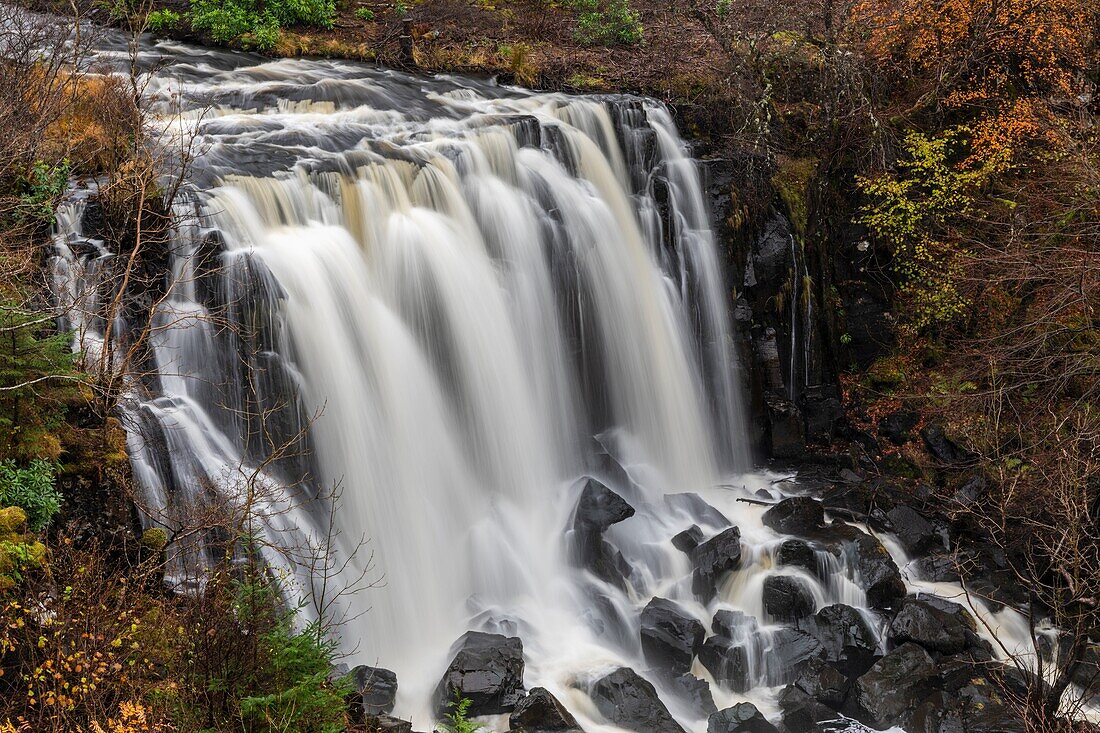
[354,6,375,20]
[0,460,62,532]
[147,8,182,30]
[188,0,334,49]
[0,302,76,461]
[12,160,70,227]
[571,0,642,45]
[238,619,350,733]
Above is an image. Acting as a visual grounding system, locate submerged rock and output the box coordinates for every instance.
[691,526,742,601]
[639,597,706,675]
[590,667,686,733]
[707,702,779,733]
[509,687,584,732]
[762,575,816,621]
[434,631,525,717]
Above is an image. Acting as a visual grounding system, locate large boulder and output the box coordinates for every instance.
[348,665,398,719]
[765,628,827,685]
[570,480,635,590]
[707,702,779,733]
[699,636,750,692]
[573,478,635,532]
[762,498,826,536]
[797,604,880,677]
[777,686,837,732]
[433,631,525,717]
[888,596,988,657]
[691,527,742,601]
[834,528,906,610]
[711,609,759,640]
[672,525,704,554]
[590,667,686,733]
[774,539,819,577]
[854,643,938,728]
[878,410,919,446]
[668,672,717,716]
[762,575,816,621]
[921,424,973,464]
[789,657,849,709]
[639,597,706,675]
[885,505,940,556]
[509,687,584,732]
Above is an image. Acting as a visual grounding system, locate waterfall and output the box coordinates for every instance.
[50,37,1080,733]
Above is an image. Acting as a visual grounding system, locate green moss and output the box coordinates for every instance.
[882,453,921,479]
[865,356,908,392]
[141,527,169,551]
[771,156,817,236]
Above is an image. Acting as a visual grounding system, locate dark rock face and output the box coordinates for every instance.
[762,575,816,621]
[766,628,827,684]
[888,597,986,656]
[838,529,906,610]
[707,702,779,733]
[574,478,635,532]
[365,714,412,732]
[797,604,879,677]
[777,686,838,732]
[509,687,583,732]
[699,636,750,692]
[433,631,525,717]
[762,497,826,535]
[854,643,938,728]
[590,667,686,733]
[774,539,819,577]
[912,553,961,583]
[878,410,919,446]
[672,525,705,554]
[639,597,706,675]
[691,527,742,601]
[920,424,972,464]
[803,392,844,444]
[668,672,717,716]
[886,505,939,556]
[711,609,759,640]
[570,479,636,590]
[349,665,398,718]
[790,658,849,709]
[765,395,805,459]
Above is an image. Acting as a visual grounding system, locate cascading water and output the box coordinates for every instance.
[50,35,1094,733]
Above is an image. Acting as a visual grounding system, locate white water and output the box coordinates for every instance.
[47,36,1095,733]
